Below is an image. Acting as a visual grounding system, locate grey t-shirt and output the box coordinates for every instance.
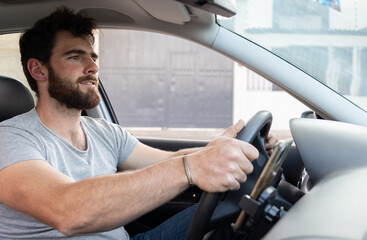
[0,108,138,239]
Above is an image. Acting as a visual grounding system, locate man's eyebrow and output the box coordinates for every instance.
[63,49,99,59]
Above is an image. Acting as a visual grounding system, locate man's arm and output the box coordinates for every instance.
[120,141,202,171]
[0,120,258,236]
[0,157,190,236]
[121,123,278,171]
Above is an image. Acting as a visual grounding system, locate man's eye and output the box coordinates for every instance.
[70,56,79,60]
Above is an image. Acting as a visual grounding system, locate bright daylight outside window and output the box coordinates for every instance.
[98,29,308,140]
[218,0,367,113]
[0,33,30,92]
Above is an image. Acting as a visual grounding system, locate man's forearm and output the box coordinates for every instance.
[169,147,203,158]
[57,156,188,236]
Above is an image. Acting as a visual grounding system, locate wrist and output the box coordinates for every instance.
[183,154,194,187]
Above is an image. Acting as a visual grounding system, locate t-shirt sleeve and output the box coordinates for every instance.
[114,125,138,167]
[0,127,45,170]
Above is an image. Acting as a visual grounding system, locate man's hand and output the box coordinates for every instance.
[186,120,259,193]
[265,132,278,156]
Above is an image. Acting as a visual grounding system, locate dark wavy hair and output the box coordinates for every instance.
[19,6,97,95]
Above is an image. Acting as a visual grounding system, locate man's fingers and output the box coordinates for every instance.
[265,132,278,153]
[238,151,254,172]
[222,120,245,138]
[240,142,259,162]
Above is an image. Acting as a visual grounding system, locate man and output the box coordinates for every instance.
[0,7,276,239]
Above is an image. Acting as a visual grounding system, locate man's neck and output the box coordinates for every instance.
[36,98,87,150]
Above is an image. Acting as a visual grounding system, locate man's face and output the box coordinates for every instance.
[47,64,100,110]
[46,31,100,110]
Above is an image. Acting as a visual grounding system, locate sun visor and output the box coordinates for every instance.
[134,0,191,25]
[177,0,236,17]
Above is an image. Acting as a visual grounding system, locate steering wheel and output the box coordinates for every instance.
[186,110,273,240]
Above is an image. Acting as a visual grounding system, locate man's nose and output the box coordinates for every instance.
[85,57,99,75]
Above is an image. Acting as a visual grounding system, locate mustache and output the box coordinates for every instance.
[77,75,99,84]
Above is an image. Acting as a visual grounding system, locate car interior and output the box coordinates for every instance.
[1,0,367,239]
[0,75,34,122]
[0,74,306,239]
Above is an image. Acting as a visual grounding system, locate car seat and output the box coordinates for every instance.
[0,75,34,122]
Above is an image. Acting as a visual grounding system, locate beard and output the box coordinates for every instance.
[47,65,100,110]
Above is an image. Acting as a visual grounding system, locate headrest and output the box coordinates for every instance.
[0,75,35,122]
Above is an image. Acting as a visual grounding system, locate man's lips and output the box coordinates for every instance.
[80,81,96,85]
[78,76,98,86]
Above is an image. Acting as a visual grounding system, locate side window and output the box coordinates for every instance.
[99,29,233,139]
[99,29,233,129]
[0,33,37,102]
[98,29,309,140]
[0,34,29,86]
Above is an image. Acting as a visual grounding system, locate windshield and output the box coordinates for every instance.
[218,0,367,112]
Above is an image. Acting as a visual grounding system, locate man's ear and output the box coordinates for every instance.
[27,58,47,82]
